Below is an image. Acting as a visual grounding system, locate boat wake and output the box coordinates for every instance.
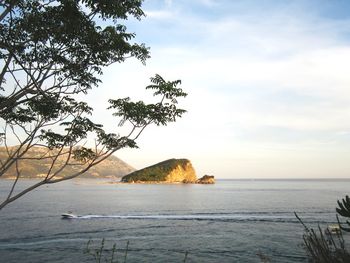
[61,212,334,223]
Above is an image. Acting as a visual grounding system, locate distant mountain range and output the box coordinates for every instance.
[0,146,135,179]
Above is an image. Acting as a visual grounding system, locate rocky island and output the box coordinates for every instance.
[121,158,214,184]
[196,175,215,184]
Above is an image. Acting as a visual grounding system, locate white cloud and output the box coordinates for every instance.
[96,2,350,178]
[196,0,218,7]
[164,0,172,8]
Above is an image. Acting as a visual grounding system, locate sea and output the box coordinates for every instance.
[0,179,349,263]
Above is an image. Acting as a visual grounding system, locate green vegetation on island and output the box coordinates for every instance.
[121,159,197,183]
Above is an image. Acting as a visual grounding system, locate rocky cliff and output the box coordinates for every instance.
[121,159,197,183]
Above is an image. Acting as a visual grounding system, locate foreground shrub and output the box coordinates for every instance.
[295,195,350,262]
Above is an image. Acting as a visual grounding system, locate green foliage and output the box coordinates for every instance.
[296,195,350,263]
[108,74,187,127]
[122,159,190,182]
[0,1,187,209]
[336,195,350,232]
[0,0,149,92]
[73,147,97,163]
[147,74,187,102]
[0,0,150,132]
[303,227,349,262]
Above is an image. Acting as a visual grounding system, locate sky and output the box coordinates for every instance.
[86,0,350,179]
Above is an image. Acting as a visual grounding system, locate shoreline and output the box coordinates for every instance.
[106,181,188,185]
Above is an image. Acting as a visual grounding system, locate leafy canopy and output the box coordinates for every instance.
[0,0,187,210]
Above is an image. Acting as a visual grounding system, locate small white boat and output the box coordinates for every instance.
[61,213,78,219]
[326,224,341,234]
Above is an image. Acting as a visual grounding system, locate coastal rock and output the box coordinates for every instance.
[196,175,215,184]
[121,159,197,183]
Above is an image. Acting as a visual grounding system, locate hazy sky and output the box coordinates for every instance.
[87,0,350,178]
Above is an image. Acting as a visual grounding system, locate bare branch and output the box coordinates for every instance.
[0,54,12,86]
[5,151,21,201]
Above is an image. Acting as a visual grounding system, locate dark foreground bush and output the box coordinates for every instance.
[295,195,350,262]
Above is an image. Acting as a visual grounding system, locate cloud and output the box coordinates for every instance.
[142,8,350,136]
[164,0,172,8]
[97,1,350,178]
[196,0,218,7]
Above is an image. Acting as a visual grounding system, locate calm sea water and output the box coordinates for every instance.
[0,179,349,262]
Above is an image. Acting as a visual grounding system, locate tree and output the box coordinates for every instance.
[0,0,187,210]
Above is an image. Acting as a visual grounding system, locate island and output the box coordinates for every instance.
[121,158,215,184]
[196,175,215,184]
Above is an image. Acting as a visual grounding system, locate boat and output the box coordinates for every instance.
[326,224,341,235]
[61,212,78,219]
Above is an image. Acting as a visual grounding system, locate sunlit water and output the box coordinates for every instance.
[1,179,350,262]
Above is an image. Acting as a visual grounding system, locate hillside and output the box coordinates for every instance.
[0,146,135,179]
[121,158,197,183]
